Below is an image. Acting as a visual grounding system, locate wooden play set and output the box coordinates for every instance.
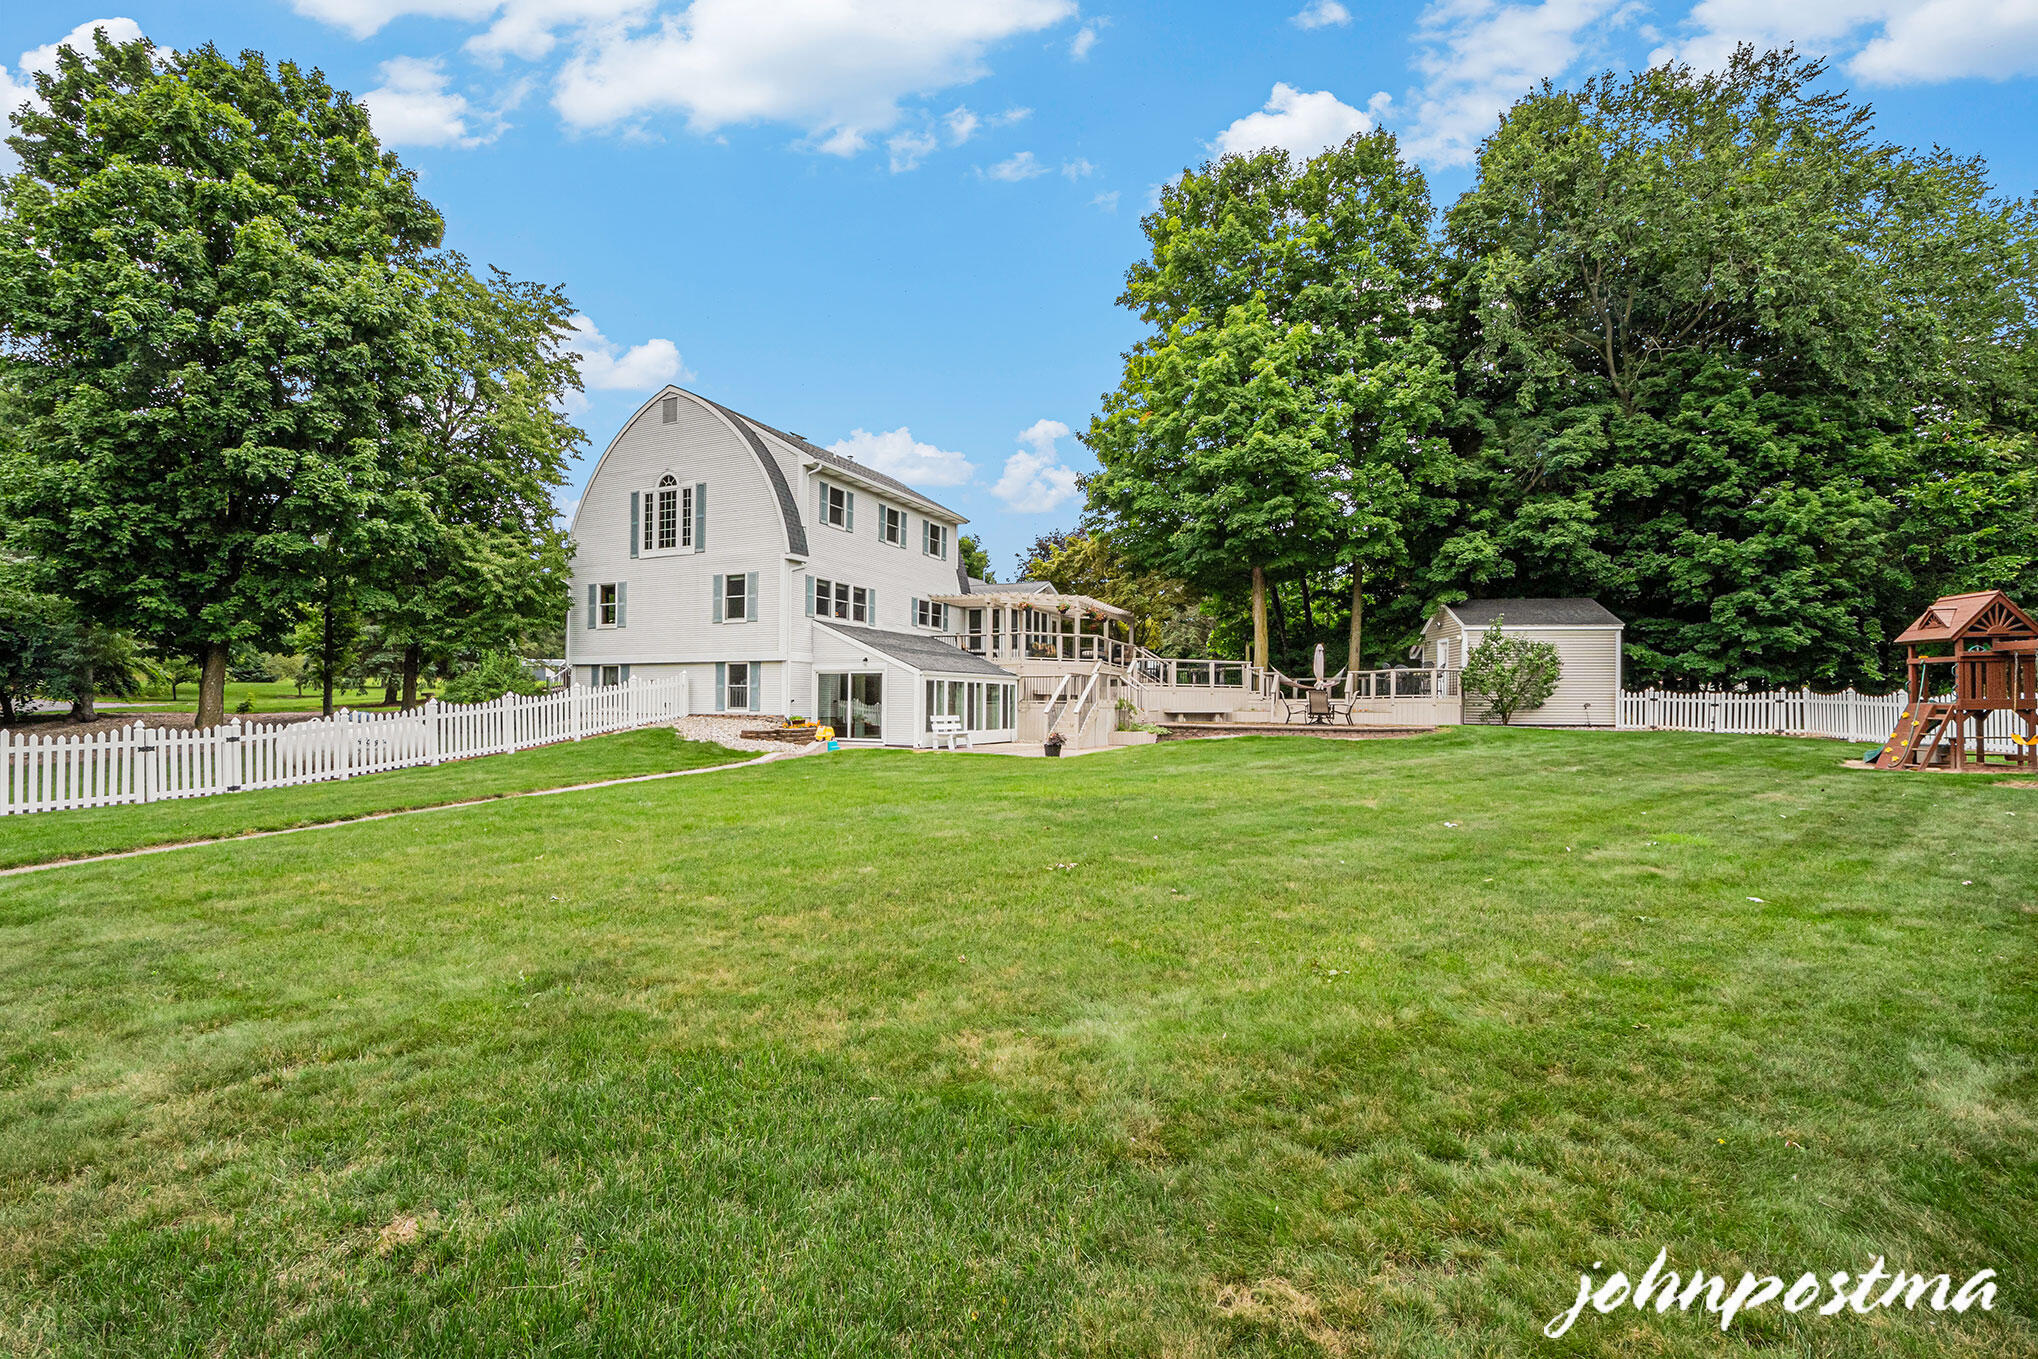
[1874,590,2038,771]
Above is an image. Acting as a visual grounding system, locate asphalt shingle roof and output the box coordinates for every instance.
[816,624,1014,678]
[1449,598,1623,627]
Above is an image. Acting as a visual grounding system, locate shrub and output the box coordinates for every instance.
[1460,617,1562,724]
[439,653,546,705]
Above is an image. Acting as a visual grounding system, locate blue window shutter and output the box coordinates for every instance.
[620,664,631,682]
[746,572,759,622]
[750,668,762,712]
[694,483,707,552]
[586,583,596,630]
[910,597,920,626]
[715,662,726,711]
[629,492,639,558]
[805,575,815,617]
[616,581,627,628]
[712,575,724,623]
[866,588,876,624]
[921,519,929,554]
[815,478,824,524]
[844,491,855,532]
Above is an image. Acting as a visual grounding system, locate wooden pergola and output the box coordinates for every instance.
[932,589,1137,665]
[1876,590,2038,770]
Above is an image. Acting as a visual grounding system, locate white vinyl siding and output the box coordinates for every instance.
[1457,625,1622,727]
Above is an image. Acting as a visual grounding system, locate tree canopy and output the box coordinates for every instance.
[1080,48,2038,688]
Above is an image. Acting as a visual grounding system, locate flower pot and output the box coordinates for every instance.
[1045,744,1062,757]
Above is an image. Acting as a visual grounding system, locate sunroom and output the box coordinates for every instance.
[811,623,1019,748]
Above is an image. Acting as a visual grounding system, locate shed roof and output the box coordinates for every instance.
[1447,598,1624,628]
[815,623,1014,678]
[1894,590,2038,645]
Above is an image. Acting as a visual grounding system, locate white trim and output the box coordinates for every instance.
[798,457,961,523]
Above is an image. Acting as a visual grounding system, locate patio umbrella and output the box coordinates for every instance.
[1312,643,1327,684]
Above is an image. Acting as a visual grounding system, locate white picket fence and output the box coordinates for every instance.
[1617,686,2027,750]
[1,676,688,816]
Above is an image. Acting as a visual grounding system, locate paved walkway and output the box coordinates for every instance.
[0,750,791,879]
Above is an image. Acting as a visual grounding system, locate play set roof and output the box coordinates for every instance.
[1893,590,2038,646]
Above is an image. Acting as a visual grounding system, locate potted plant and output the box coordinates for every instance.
[1044,732,1066,757]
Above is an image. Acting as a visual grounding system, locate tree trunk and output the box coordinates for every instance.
[1268,576,1288,669]
[402,644,421,710]
[1251,566,1269,672]
[1297,572,1314,648]
[1347,564,1364,676]
[1,688,16,726]
[321,601,337,717]
[68,660,97,722]
[195,642,230,728]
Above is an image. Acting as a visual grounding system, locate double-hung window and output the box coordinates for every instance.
[810,577,872,623]
[913,598,949,630]
[923,521,948,559]
[598,583,620,627]
[725,662,751,711]
[820,481,853,531]
[880,505,906,547]
[724,573,749,621]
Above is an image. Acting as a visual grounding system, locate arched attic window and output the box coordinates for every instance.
[642,473,691,552]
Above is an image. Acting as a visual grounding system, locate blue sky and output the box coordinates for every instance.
[5,1,2036,577]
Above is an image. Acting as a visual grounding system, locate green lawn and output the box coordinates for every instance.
[104,679,409,716]
[0,729,2031,1356]
[0,728,747,870]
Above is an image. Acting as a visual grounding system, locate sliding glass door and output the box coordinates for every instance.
[818,672,883,740]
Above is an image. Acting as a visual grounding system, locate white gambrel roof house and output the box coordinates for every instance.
[566,386,1025,746]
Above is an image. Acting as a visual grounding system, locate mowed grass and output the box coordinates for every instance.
[0,728,2032,1357]
[0,728,748,870]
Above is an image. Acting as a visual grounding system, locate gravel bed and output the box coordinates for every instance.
[673,715,812,754]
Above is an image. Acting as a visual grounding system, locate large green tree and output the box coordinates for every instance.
[1437,48,2038,687]
[364,255,581,708]
[1085,130,1455,674]
[0,31,445,725]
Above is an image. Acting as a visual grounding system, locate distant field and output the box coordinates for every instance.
[0,729,2030,1356]
[108,679,413,716]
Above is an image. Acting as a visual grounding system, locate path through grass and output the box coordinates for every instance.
[0,727,743,870]
[0,728,2031,1356]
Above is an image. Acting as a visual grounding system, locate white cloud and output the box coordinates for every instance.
[886,127,938,172]
[565,314,688,394]
[548,0,1076,153]
[1399,0,1625,167]
[1655,0,2038,84]
[985,149,1048,180]
[360,56,500,146]
[827,427,976,486]
[1,18,145,174]
[1069,18,1107,58]
[1061,156,1096,178]
[994,420,1081,512]
[1211,82,1386,160]
[943,104,981,143]
[1292,0,1353,28]
[1091,189,1120,211]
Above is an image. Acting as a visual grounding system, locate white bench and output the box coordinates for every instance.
[930,714,973,750]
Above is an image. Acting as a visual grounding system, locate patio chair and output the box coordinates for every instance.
[1305,688,1334,724]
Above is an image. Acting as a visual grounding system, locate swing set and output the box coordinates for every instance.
[1873,590,2038,771]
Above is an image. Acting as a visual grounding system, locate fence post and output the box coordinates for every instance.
[425,699,442,767]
